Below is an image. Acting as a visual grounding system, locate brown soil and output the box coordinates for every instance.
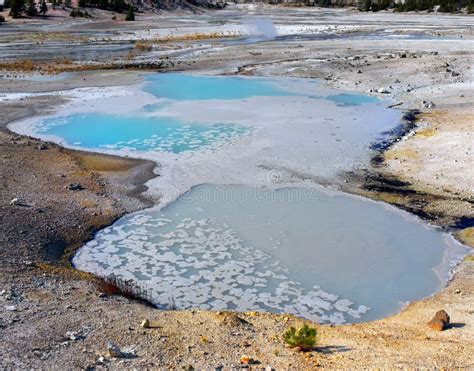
[1,9,473,369]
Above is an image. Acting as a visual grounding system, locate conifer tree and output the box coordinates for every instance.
[125,4,134,20]
[40,0,47,15]
[26,0,37,15]
[9,0,25,17]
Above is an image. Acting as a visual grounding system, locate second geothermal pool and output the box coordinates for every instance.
[73,184,464,324]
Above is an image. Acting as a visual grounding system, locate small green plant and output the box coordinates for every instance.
[284,324,317,351]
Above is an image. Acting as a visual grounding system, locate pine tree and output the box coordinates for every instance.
[9,0,25,17]
[40,0,47,15]
[111,0,124,10]
[26,0,37,15]
[125,4,134,20]
[98,0,108,9]
[358,0,371,11]
[404,0,417,10]
[439,0,457,11]
[468,0,474,12]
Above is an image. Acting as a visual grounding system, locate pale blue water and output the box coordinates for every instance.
[73,185,462,324]
[326,93,379,106]
[143,73,298,100]
[37,113,248,153]
[34,73,381,154]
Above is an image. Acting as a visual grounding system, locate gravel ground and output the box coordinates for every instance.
[0,7,473,369]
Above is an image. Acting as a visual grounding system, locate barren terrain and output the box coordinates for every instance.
[0,6,473,369]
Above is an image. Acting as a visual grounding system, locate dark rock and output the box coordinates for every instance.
[67,183,84,191]
[434,309,450,324]
[427,310,450,331]
[107,341,123,358]
[427,318,446,331]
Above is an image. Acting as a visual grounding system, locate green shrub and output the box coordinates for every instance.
[283,324,317,351]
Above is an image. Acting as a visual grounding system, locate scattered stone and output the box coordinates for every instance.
[240,355,253,365]
[38,143,48,150]
[140,319,150,328]
[423,101,435,108]
[454,289,462,294]
[5,305,17,311]
[377,87,391,94]
[427,318,446,331]
[65,331,80,341]
[107,341,123,358]
[67,183,84,191]
[427,310,450,331]
[394,78,401,83]
[98,292,107,298]
[9,198,21,206]
[434,309,450,323]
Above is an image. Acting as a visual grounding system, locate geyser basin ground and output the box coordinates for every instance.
[9,73,466,324]
[73,184,465,324]
[11,73,401,204]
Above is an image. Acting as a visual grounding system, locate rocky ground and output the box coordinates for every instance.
[0,6,473,369]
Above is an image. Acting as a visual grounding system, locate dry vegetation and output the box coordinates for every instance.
[135,41,153,52]
[0,59,115,74]
[147,31,241,43]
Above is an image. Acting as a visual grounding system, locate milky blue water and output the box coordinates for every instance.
[73,185,462,324]
[325,93,379,107]
[143,73,299,100]
[37,114,248,153]
[33,73,381,154]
